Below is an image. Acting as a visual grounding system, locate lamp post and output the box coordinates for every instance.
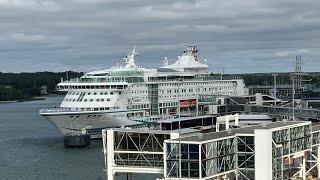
[272,74,278,106]
[177,78,181,180]
[291,77,295,121]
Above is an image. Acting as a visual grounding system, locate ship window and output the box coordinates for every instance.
[100,108,104,111]
[100,92,103,95]
[107,98,110,101]
[90,99,93,102]
[88,92,91,95]
[73,99,75,102]
[101,99,104,102]
[106,107,109,110]
[97,99,100,102]
[110,92,114,95]
[84,99,87,102]
[119,92,121,95]
[94,92,97,95]
[104,92,108,95]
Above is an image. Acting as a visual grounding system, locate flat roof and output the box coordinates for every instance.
[159,115,213,123]
[312,125,320,132]
[171,121,309,143]
[107,127,199,135]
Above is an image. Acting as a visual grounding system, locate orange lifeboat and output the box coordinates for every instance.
[190,99,197,105]
[179,100,191,106]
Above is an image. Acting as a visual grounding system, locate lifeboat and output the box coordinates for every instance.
[179,100,191,106]
[190,99,197,105]
[179,99,197,106]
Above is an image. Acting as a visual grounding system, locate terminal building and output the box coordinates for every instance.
[104,120,320,180]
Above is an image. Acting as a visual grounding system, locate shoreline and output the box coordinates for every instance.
[0,97,46,104]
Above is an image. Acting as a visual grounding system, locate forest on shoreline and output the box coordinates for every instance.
[0,71,83,101]
[1,71,320,101]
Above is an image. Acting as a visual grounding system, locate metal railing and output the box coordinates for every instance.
[224,105,320,119]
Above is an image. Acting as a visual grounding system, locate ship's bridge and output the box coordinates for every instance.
[56,81,129,92]
[159,46,208,73]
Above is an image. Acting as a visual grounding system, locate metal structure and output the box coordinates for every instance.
[224,104,320,120]
[163,121,320,180]
[103,128,199,180]
[294,55,303,88]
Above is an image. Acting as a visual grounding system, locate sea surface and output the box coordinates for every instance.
[0,96,161,180]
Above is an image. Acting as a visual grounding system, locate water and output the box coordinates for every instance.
[0,96,161,180]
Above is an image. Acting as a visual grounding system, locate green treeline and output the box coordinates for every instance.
[0,71,83,101]
[1,71,320,101]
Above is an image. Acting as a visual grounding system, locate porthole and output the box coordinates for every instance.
[84,99,87,102]
[94,92,97,95]
[101,99,104,102]
[104,92,108,95]
[119,92,121,94]
[100,92,103,95]
[90,99,93,102]
[97,99,100,102]
[110,92,113,95]
[88,92,91,95]
[107,98,110,102]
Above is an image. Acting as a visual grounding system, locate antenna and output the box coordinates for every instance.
[163,57,168,66]
[124,46,138,68]
[294,55,303,88]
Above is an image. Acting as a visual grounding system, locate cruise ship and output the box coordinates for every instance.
[40,46,248,138]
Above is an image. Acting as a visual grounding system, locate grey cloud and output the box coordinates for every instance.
[0,0,319,73]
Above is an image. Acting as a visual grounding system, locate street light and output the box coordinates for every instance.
[291,77,295,121]
[177,78,181,180]
[272,74,278,106]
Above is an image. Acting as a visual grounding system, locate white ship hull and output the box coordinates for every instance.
[41,111,144,139]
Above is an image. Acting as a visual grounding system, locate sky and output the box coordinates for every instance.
[0,0,320,74]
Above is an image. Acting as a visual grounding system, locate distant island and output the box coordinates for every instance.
[0,71,83,102]
[1,71,320,101]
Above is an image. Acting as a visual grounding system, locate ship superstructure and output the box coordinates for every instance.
[40,46,248,137]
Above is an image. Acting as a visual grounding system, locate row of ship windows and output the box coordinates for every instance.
[131,104,149,109]
[65,98,119,102]
[125,91,147,94]
[159,87,233,94]
[159,102,178,107]
[159,82,233,86]
[158,92,235,98]
[59,85,127,90]
[67,92,119,95]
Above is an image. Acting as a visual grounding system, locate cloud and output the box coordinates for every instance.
[274,49,310,58]
[0,0,320,73]
[11,33,46,42]
[0,0,60,11]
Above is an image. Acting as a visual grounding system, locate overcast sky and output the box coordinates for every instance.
[0,0,319,73]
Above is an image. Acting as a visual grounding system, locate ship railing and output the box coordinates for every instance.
[63,78,127,84]
[39,108,82,113]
